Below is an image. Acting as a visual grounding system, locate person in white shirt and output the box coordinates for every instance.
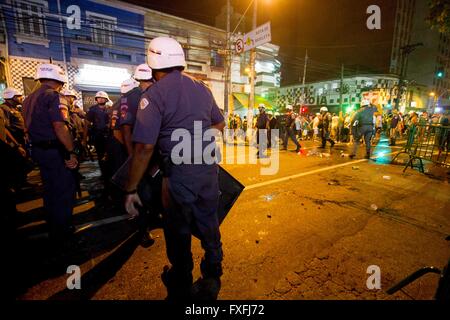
[313,113,320,141]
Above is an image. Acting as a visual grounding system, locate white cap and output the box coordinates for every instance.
[95,91,109,100]
[147,37,186,70]
[35,63,68,83]
[286,104,293,110]
[320,106,329,112]
[62,88,77,97]
[3,87,22,99]
[259,103,265,109]
[121,78,139,94]
[133,64,153,81]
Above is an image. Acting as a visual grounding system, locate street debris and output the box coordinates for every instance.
[260,194,274,201]
[352,166,360,170]
[370,204,378,211]
[383,176,392,180]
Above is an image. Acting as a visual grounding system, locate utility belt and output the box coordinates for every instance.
[157,154,212,178]
[32,139,70,159]
[32,139,62,150]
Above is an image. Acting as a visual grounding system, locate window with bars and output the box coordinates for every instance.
[12,0,47,38]
[86,12,116,46]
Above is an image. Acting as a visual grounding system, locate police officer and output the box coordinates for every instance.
[108,79,139,173]
[62,89,83,141]
[1,87,25,146]
[83,91,111,182]
[22,64,79,249]
[319,106,335,148]
[120,64,154,157]
[117,66,156,248]
[124,37,225,301]
[350,99,377,159]
[256,104,270,158]
[282,105,302,153]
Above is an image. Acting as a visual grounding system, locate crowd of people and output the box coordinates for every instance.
[226,104,450,153]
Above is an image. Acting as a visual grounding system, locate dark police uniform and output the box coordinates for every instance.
[116,86,159,244]
[256,111,269,156]
[86,104,110,177]
[282,111,301,151]
[133,70,224,297]
[351,104,377,157]
[107,87,142,177]
[319,112,335,148]
[22,84,76,242]
[1,101,25,145]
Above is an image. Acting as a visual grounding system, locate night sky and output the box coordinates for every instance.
[124,0,404,85]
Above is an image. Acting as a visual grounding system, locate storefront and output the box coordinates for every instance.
[73,63,133,109]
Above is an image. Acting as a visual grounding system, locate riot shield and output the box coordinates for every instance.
[217,165,244,224]
[111,158,244,225]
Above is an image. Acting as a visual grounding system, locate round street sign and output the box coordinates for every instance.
[235,38,244,54]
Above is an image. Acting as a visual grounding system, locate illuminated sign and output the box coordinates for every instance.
[75,64,131,88]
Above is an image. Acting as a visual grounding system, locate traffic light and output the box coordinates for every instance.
[436,69,445,79]
[345,105,355,114]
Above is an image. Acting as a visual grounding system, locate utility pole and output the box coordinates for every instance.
[340,63,344,114]
[395,43,423,110]
[247,0,257,136]
[302,49,308,86]
[224,0,231,116]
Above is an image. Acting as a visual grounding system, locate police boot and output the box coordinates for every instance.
[191,260,223,301]
[161,265,193,301]
[330,140,335,148]
[139,231,155,248]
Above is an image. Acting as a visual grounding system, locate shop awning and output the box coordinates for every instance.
[232,93,275,111]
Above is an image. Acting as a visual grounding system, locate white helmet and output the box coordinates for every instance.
[134,64,153,81]
[62,88,77,97]
[320,106,329,113]
[147,37,186,70]
[286,104,293,110]
[95,91,109,100]
[3,87,22,99]
[121,78,139,94]
[259,103,265,109]
[35,63,68,83]
[74,99,83,109]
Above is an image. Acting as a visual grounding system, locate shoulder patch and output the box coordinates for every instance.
[140,98,149,110]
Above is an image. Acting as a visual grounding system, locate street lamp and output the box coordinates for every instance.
[436,89,450,113]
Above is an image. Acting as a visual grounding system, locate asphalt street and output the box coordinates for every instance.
[14,136,450,300]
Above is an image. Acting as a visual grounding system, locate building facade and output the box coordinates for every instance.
[1,0,146,106]
[406,0,450,109]
[1,0,281,111]
[276,75,399,114]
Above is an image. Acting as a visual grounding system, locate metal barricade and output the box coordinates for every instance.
[392,124,450,173]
